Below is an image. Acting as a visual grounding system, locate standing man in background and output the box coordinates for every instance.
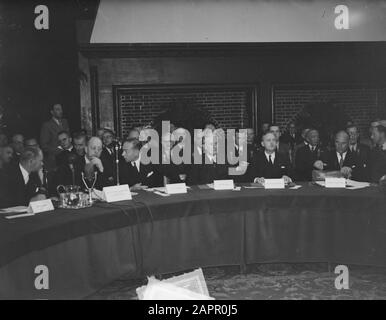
[40,103,69,170]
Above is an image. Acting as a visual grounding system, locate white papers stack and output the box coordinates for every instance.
[136,268,214,300]
[0,206,28,214]
[315,179,370,190]
[346,179,371,189]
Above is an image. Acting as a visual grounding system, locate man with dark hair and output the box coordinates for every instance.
[101,128,118,185]
[25,137,39,148]
[369,124,386,183]
[295,129,325,181]
[72,132,87,157]
[10,133,24,162]
[55,131,75,167]
[119,138,162,189]
[0,147,46,208]
[346,124,370,181]
[247,132,292,184]
[0,145,13,170]
[281,122,301,148]
[269,124,291,160]
[40,103,70,170]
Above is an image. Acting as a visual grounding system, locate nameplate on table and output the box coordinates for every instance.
[103,184,132,202]
[325,177,346,188]
[264,178,285,189]
[27,199,54,214]
[213,179,235,190]
[165,183,187,194]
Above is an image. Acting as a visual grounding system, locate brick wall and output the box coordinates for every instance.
[117,87,251,136]
[274,87,386,134]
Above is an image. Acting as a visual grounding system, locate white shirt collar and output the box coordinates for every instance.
[382,142,386,151]
[132,156,141,171]
[52,117,60,126]
[265,151,275,162]
[336,151,347,160]
[19,164,29,185]
[350,143,357,151]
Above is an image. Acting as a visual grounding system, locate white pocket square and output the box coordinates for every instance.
[147,171,154,178]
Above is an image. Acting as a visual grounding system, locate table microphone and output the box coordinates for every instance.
[67,153,78,185]
[114,138,122,185]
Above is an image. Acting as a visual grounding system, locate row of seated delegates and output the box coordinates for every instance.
[294,124,386,182]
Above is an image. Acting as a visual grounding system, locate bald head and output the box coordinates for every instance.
[335,131,349,154]
[86,137,103,159]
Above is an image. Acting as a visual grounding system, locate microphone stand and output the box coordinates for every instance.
[69,164,75,186]
[114,139,121,185]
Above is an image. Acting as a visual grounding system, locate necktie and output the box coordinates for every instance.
[132,162,139,172]
[269,155,273,165]
[339,154,344,168]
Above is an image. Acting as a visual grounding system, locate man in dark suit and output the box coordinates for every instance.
[55,131,76,167]
[100,128,119,185]
[247,132,292,184]
[119,138,162,189]
[270,124,291,162]
[314,131,359,179]
[0,145,14,171]
[369,124,386,183]
[40,103,70,170]
[346,125,371,181]
[295,129,325,181]
[0,147,46,208]
[54,136,112,190]
[281,122,302,148]
[187,130,229,185]
[10,133,24,164]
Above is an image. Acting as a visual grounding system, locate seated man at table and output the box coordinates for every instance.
[247,132,292,185]
[187,129,229,185]
[119,138,162,190]
[54,136,112,189]
[346,124,371,182]
[295,129,325,181]
[0,147,47,208]
[369,124,386,183]
[313,131,359,180]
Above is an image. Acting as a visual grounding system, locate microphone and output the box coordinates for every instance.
[67,153,77,185]
[113,137,121,186]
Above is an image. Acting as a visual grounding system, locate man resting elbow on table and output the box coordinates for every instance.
[247,132,292,185]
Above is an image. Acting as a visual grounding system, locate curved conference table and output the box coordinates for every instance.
[1,183,386,299]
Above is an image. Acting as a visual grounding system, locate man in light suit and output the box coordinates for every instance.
[40,103,69,170]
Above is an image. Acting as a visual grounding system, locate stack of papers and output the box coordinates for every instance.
[315,179,370,190]
[346,179,371,189]
[0,206,28,214]
[136,268,214,300]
